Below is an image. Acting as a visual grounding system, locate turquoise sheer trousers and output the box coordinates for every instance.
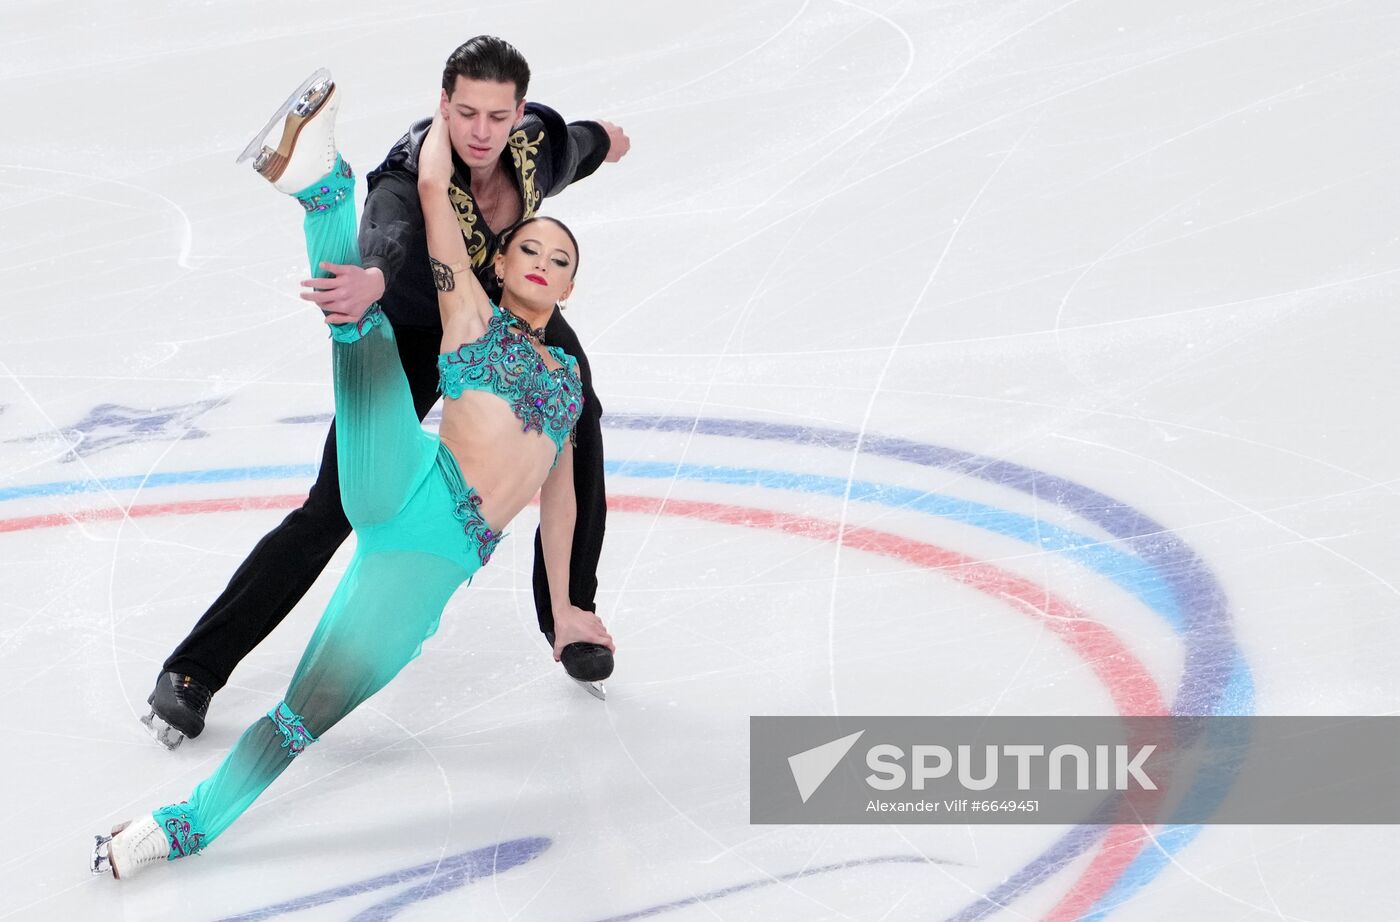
[149,160,488,859]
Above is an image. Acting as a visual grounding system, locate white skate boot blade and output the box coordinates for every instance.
[140,708,186,750]
[91,834,112,875]
[574,679,607,701]
[236,67,331,164]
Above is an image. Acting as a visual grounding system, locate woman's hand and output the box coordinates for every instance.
[551,606,615,659]
[418,110,454,191]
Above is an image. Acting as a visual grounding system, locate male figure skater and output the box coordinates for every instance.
[144,35,628,748]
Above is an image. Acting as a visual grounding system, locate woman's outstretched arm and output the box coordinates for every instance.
[539,443,615,657]
[416,112,491,328]
[539,441,577,609]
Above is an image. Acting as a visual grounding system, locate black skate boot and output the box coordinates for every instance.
[141,672,212,750]
[546,632,613,701]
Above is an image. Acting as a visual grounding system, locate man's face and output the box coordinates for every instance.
[439,77,525,170]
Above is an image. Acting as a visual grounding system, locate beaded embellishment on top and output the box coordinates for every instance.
[329,303,386,343]
[437,304,583,453]
[295,155,355,213]
[152,803,205,860]
[268,701,318,757]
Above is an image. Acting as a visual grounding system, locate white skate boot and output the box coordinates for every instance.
[91,814,167,880]
[236,67,339,194]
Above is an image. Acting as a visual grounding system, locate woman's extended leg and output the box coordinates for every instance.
[131,167,458,853]
[145,549,469,858]
[94,72,458,880]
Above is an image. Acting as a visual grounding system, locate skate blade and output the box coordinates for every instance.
[140,708,186,750]
[235,67,333,166]
[91,833,112,875]
[574,679,607,701]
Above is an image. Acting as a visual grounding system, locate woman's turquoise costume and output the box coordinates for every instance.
[147,158,582,858]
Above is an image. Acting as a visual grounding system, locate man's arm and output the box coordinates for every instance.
[359,170,422,295]
[526,102,630,200]
[299,169,421,323]
[593,120,630,163]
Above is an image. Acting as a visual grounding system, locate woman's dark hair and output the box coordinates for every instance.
[500,216,581,277]
[442,35,530,101]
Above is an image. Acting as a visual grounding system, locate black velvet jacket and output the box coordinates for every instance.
[359,103,609,330]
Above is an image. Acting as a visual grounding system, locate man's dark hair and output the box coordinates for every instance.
[442,35,531,101]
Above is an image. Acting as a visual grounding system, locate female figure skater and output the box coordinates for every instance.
[92,70,614,879]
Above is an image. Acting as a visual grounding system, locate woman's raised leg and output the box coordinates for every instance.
[299,160,437,527]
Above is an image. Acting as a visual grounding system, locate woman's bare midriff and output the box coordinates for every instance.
[435,306,571,531]
[437,391,562,533]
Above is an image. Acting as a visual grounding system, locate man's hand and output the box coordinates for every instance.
[300,263,385,324]
[596,119,631,163]
[551,605,615,659]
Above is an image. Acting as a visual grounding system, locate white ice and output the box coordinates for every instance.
[2,1,1399,919]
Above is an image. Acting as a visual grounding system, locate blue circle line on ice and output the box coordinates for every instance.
[3,413,1249,918]
[211,843,934,921]
[211,837,550,921]
[605,413,1254,920]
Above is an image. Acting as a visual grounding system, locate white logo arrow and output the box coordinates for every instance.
[788,730,865,803]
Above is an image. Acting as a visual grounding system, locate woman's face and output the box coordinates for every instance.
[495,221,577,312]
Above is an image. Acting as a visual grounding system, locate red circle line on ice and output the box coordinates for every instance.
[0,491,1164,717]
[0,488,1166,913]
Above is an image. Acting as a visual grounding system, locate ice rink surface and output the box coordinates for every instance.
[3,1,1399,918]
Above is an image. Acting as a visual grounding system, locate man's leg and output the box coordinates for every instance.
[161,327,441,689]
[162,429,349,696]
[151,180,441,745]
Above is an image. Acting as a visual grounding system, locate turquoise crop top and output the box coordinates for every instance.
[437,303,583,454]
